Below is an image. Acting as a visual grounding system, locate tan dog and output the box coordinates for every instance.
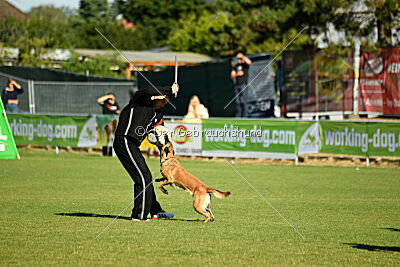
[157,142,230,222]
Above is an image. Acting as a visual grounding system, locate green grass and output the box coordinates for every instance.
[1,152,399,265]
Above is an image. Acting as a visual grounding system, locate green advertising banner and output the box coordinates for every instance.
[320,121,368,156]
[202,119,320,155]
[364,122,400,157]
[96,114,119,147]
[7,114,97,147]
[0,101,19,159]
[319,121,400,157]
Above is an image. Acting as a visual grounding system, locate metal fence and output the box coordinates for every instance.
[0,71,136,114]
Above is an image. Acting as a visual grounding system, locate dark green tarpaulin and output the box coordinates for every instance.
[138,60,236,117]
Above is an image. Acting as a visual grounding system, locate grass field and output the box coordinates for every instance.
[1,152,399,265]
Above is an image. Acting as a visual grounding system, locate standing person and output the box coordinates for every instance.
[97,93,120,115]
[1,79,24,113]
[230,52,252,117]
[113,83,179,221]
[98,93,120,156]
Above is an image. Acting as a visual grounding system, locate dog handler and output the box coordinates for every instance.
[113,83,179,221]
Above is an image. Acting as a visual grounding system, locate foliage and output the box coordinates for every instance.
[60,53,126,78]
[28,5,73,49]
[1,0,399,66]
[169,0,400,56]
[168,11,233,57]
[117,0,211,48]
[78,0,111,23]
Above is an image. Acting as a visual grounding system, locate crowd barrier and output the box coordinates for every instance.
[6,114,400,165]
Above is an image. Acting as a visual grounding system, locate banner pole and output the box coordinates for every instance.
[353,41,360,115]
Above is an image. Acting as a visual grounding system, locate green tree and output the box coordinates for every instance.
[79,0,111,23]
[60,53,126,78]
[169,0,312,56]
[117,0,211,48]
[28,5,72,48]
[168,11,233,57]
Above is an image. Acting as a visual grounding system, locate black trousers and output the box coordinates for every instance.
[113,135,163,220]
[234,84,247,117]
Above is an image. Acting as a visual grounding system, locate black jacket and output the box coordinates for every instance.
[115,86,172,145]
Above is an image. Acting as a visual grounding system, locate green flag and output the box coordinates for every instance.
[0,101,19,159]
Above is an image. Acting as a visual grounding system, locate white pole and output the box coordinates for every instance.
[174,56,178,83]
[353,40,361,115]
[316,74,319,121]
[174,56,178,98]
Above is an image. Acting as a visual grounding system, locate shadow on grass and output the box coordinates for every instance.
[168,218,203,222]
[381,227,400,232]
[55,212,131,220]
[345,243,400,253]
[55,212,203,222]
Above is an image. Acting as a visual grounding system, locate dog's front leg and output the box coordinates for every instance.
[158,179,170,194]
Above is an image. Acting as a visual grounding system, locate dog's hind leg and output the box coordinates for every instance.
[193,191,213,223]
[205,193,215,221]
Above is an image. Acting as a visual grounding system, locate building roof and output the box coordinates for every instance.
[73,49,215,66]
[0,0,28,20]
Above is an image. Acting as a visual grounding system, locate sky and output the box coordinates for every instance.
[8,0,83,12]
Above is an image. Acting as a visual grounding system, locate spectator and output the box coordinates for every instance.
[184,95,209,119]
[230,52,252,117]
[98,93,120,156]
[1,79,24,113]
[97,93,120,115]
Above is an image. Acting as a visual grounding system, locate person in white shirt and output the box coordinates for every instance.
[184,95,209,119]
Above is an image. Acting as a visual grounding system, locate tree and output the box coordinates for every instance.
[117,0,211,48]
[168,11,233,57]
[60,53,126,78]
[28,5,72,49]
[0,14,53,66]
[79,0,111,23]
[168,0,312,56]
[364,0,399,46]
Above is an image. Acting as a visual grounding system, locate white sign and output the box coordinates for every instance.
[165,122,202,156]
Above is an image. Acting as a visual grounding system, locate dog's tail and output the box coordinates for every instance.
[208,188,230,199]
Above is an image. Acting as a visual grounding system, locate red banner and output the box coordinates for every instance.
[359,47,400,114]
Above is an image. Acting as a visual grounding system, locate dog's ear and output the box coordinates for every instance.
[163,146,170,157]
[165,134,170,144]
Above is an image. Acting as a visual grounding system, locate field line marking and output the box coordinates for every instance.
[224,159,306,239]
[95,157,177,239]
[224,26,306,110]
[95,27,177,110]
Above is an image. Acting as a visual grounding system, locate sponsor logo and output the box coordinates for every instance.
[364,57,383,76]
[298,122,320,154]
[9,119,77,141]
[203,124,295,148]
[172,125,193,145]
[324,128,400,153]
[78,116,97,147]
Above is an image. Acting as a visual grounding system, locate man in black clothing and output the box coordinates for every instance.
[113,83,179,221]
[97,93,120,115]
[230,52,252,117]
